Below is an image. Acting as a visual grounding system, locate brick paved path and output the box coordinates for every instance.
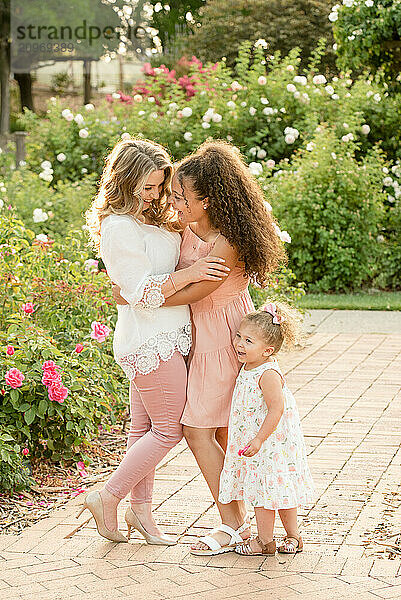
[1,331,401,599]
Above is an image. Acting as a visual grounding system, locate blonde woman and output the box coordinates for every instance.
[82,139,229,543]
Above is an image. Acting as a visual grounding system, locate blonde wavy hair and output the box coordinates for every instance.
[243,301,303,354]
[86,138,179,253]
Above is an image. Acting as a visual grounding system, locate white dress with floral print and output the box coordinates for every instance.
[218,359,314,510]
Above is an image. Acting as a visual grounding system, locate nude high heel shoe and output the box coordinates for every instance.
[76,491,128,543]
[124,506,177,545]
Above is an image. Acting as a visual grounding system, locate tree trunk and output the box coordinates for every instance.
[83,59,92,104]
[14,72,34,112]
[0,0,10,136]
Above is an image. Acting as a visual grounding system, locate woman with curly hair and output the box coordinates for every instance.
[81,138,229,544]
[114,139,286,554]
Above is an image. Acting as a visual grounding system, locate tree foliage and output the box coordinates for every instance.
[181,0,335,70]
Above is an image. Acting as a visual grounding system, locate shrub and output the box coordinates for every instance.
[0,433,34,492]
[0,214,127,475]
[264,127,386,291]
[331,0,401,79]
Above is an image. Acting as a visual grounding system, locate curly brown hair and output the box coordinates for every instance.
[86,138,180,254]
[175,140,286,286]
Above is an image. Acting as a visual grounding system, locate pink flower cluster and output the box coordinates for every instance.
[106,56,218,105]
[77,461,88,477]
[90,321,111,343]
[41,361,69,404]
[5,368,25,389]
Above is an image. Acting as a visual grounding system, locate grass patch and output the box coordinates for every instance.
[298,291,401,311]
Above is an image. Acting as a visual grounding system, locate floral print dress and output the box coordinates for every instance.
[219,359,315,510]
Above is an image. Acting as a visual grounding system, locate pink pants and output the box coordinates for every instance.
[105,352,187,503]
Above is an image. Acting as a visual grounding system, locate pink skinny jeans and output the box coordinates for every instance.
[105,351,187,503]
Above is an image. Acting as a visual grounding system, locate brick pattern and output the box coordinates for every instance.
[1,332,400,599]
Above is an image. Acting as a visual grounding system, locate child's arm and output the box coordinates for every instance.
[242,370,284,457]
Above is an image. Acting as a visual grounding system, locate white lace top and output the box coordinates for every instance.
[100,214,192,380]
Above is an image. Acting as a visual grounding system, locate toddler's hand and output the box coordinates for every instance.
[241,438,262,457]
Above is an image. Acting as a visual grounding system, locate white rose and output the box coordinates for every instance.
[39,172,53,182]
[294,91,301,99]
[184,132,193,141]
[81,167,88,174]
[150,112,158,119]
[112,92,121,99]
[74,113,84,125]
[365,0,373,6]
[383,167,389,174]
[202,122,211,129]
[227,101,236,109]
[121,132,131,140]
[343,0,354,6]
[212,113,222,123]
[266,159,275,169]
[285,134,296,144]
[383,177,393,186]
[373,93,381,102]
[280,230,291,243]
[56,153,66,162]
[249,147,257,157]
[263,107,274,116]
[257,149,267,159]
[329,12,338,21]
[61,109,72,118]
[133,94,142,103]
[33,208,49,223]
[35,234,48,242]
[294,76,307,86]
[286,65,295,71]
[258,76,267,85]
[260,97,269,105]
[249,162,263,176]
[0,199,4,209]
[361,124,370,135]
[325,85,334,95]
[182,107,192,117]
[249,107,257,116]
[313,75,327,85]
[286,84,297,93]
[41,160,52,170]
[175,141,180,147]
[85,103,94,110]
[147,96,155,103]
[231,80,242,92]
[306,142,315,151]
[332,94,339,100]
[79,129,89,138]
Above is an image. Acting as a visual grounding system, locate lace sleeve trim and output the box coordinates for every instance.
[117,323,192,380]
[137,274,170,309]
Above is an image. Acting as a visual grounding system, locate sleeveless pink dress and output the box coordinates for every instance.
[177,226,254,428]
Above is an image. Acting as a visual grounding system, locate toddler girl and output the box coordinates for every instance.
[218,302,314,556]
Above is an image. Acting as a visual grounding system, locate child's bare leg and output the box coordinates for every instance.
[278,508,300,538]
[245,508,275,552]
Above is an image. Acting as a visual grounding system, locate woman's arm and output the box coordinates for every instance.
[241,370,284,457]
[162,236,239,306]
[102,219,228,309]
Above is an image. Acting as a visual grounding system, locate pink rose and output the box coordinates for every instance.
[75,343,84,353]
[21,302,35,314]
[22,448,29,456]
[42,369,62,387]
[6,345,15,356]
[5,368,25,388]
[90,321,111,343]
[48,381,69,404]
[77,461,85,470]
[41,360,57,371]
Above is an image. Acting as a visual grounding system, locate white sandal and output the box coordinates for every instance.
[190,515,251,556]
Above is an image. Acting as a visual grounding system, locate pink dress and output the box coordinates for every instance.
[177,226,254,428]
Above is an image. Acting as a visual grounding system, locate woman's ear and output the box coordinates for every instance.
[202,196,209,210]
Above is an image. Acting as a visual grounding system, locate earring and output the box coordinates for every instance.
[203,205,207,210]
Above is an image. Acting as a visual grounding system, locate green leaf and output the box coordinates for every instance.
[37,399,48,418]
[24,407,36,425]
[10,389,20,403]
